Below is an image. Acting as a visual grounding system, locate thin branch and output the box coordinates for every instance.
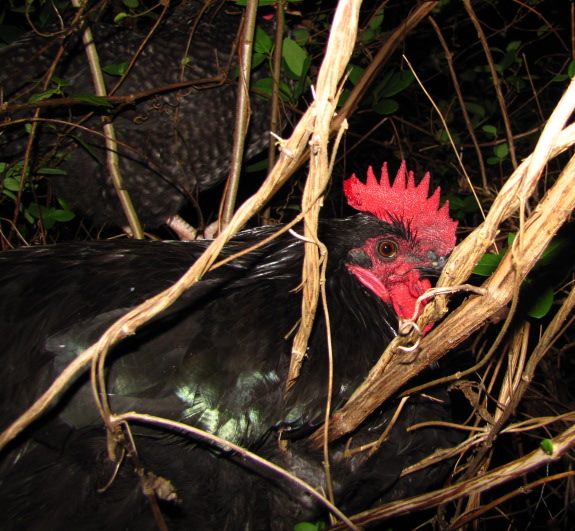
[428,16,488,190]
[463,0,518,169]
[221,0,259,226]
[70,0,144,238]
[404,54,486,221]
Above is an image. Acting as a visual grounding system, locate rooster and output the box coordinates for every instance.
[0,162,459,529]
[0,0,276,238]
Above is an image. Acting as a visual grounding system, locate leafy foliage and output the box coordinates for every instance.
[474,232,570,318]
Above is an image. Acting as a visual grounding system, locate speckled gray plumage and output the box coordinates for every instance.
[0,1,275,229]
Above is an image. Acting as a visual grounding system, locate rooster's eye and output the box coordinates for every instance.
[377,240,397,258]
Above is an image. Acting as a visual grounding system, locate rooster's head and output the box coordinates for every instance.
[344,161,458,325]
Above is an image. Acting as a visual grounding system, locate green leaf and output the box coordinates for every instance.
[369,8,384,31]
[569,61,575,79]
[114,13,129,23]
[235,0,277,6]
[482,124,498,138]
[3,176,21,192]
[360,28,376,43]
[474,253,503,276]
[282,37,308,78]
[553,74,569,83]
[436,128,460,146]
[378,70,414,98]
[2,189,16,201]
[444,194,464,211]
[254,26,273,55]
[464,101,485,120]
[23,206,34,224]
[244,158,270,172]
[70,134,101,161]
[292,54,311,99]
[540,439,554,455]
[251,78,291,102]
[28,88,58,104]
[538,237,568,267]
[251,52,267,70]
[57,196,73,211]
[373,98,399,115]
[337,88,351,107]
[50,209,75,222]
[346,64,365,86]
[68,94,114,107]
[291,28,310,45]
[251,77,273,99]
[462,194,480,213]
[51,76,70,89]
[461,68,476,82]
[294,522,326,531]
[25,203,41,218]
[122,0,139,8]
[27,204,74,229]
[506,76,526,90]
[102,62,129,76]
[493,142,509,159]
[526,284,554,318]
[536,24,550,38]
[0,24,25,45]
[38,167,68,176]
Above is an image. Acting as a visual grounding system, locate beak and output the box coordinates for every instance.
[416,251,449,278]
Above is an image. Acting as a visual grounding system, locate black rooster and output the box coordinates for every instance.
[0,1,275,238]
[0,162,459,529]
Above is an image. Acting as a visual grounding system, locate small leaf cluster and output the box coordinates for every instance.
[474,232,569,318]
[1,162,74,230]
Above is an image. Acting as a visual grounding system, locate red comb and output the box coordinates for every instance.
[344,161,458,254]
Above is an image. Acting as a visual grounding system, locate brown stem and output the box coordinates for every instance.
[428,16,488,190]
[70,0,144,238]
[463,0,518,169]
[221,0,259,226]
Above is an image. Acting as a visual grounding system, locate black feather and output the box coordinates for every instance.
[0,214,460,529]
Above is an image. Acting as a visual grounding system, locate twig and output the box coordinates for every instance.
[463,0,518,169]
[451,470,575,529]
[403,54,486,221]
[0,76,232,114]
[428,16,488,190]
[221,0,259,226]
[70,0,144,238]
